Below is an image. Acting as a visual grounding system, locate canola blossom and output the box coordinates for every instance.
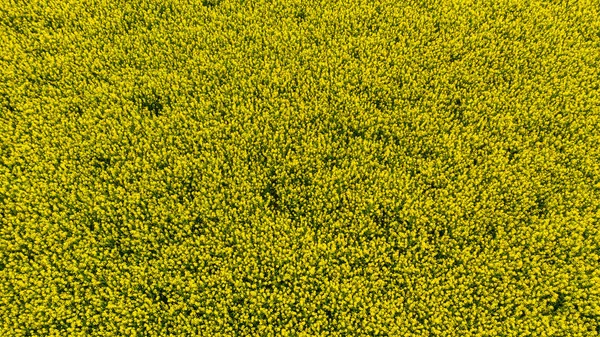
[1,0,599,336]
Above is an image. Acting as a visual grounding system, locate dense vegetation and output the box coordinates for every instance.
[1,0,599,335]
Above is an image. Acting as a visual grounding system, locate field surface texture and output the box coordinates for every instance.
[1,0,600,336]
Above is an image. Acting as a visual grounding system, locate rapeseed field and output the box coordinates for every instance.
[1,0,599,335]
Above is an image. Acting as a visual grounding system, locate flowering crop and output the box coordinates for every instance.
[1,0,599,336]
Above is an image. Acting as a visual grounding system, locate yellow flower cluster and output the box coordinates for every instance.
[1,0,599,335]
